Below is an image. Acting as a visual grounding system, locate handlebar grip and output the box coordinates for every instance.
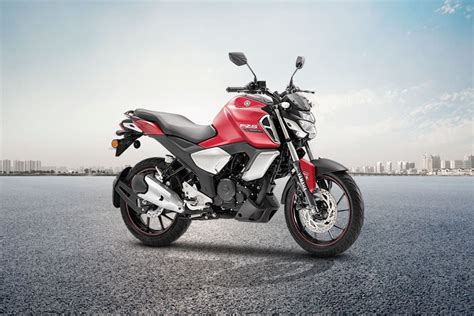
[226,86,246,92]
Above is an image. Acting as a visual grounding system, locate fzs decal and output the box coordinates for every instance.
[240,124,263,133]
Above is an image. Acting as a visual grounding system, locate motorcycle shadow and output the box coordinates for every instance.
[132,241,353,288]
[175,241,313,258]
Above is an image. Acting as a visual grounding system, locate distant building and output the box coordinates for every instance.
[362,166,375,173]
[2,160,11,174]
[397,161,403,171]
[422,154,440,171]
[401,161,408,170]
[376,161,384,173]
[407,162,415,169]
[25,160,33,172]
[422,154,431,170]
[432,156,441,169]
[450,160,463,169]
[13,160,26,172]
[385,161,392,173]
[441,160,451,169]
[463,154,473,169]
[8,160,42,173]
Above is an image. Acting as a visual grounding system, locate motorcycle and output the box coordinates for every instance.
[112,52,364,257]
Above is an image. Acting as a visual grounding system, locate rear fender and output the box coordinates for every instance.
[115,134,141,157]
[280,158,347,204]
[113,167,132,207]
[114,117,164,157]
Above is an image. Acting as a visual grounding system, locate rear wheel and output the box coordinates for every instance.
[120,158,191,246]
[284,171,364,257]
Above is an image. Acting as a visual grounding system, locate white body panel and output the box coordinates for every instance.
[191,147,231,174]
[122,122,142,133]
[242,150,279,181]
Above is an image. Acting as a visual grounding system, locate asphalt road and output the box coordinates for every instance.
[1,176,472,313]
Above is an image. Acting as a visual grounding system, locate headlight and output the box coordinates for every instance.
[299,111,315,123]
[299,120,317,139]
[284,118,307,138]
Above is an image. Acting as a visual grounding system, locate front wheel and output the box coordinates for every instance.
[284,171,364,257]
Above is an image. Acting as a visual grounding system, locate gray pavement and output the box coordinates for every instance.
[1,176,472,313]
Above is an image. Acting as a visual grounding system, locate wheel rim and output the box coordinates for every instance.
[290,173,352,247]
[126,167,179,236]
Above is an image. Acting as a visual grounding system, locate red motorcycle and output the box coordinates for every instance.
[112,53,363,257]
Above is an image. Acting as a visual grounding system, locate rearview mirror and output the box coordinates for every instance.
[229,52,247,66]
[296,56,305,69]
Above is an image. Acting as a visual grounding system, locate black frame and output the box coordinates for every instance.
[151,135,282,200]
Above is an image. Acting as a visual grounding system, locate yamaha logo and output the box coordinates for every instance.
[297,171,307,188]
[243,100,251,107]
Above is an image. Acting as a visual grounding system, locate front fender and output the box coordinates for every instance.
[280,158,348,204]
[113,166,132,208]
[312,158,347,176]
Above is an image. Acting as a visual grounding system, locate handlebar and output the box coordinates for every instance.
[226,82,315,105]
[226,86,248,93]
[297,89,315,94]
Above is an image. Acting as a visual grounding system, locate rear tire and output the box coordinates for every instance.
[120,158,191,247]
[284,171,364,257]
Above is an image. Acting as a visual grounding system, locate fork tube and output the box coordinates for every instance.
[305,143,315,160]
[275,107,317,209]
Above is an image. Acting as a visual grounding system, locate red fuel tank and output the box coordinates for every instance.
[199,96,280,149]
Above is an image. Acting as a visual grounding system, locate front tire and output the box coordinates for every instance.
[284,171,364,257]
[120,158,191,247]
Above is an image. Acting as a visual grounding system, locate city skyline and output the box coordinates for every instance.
[2,152,473,175]
[350,152,473,173]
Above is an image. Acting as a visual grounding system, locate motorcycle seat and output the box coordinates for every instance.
[134,108,216,143]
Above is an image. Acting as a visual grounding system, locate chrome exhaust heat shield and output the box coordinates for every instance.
[131,174,185,213]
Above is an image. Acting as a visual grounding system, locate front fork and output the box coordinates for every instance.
[274,108,319,213]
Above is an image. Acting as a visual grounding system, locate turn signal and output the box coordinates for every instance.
[111,139,119,148]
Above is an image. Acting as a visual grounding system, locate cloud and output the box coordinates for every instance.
[437,0,473,19]
[409,87,474,117]
[311,89,377,114]
[438,0,462,14]
[407,87,474,156]
[313,82,431,117]
[309,84,473,166]
[409,116,473,154]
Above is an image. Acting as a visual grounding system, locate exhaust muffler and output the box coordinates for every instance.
[131,174,184,213]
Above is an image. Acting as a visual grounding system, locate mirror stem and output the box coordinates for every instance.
[289,68,298,88]
[247,64,257,83]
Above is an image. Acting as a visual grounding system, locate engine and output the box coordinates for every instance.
[212,153,260,214]
[217,179,236,202]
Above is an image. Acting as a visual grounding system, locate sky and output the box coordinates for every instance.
[1,0,473,169]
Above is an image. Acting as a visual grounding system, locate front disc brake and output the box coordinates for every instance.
[299,189,337,233]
